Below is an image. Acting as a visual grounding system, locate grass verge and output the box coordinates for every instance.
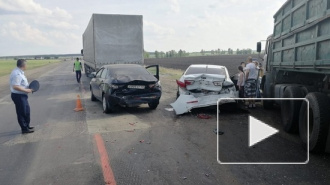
[0,59,61,77]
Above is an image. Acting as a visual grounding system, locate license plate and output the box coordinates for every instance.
[128,85,145,89]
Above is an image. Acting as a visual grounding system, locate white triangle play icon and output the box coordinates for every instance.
[249,116,279,147]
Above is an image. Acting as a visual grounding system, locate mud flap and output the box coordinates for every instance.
[170,93,237,115]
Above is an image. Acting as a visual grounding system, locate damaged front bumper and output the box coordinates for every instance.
[170,91,238,115]
[109,92,161,107]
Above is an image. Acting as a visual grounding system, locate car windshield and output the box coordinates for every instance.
[109,66,150,76]
[185,66,226,76]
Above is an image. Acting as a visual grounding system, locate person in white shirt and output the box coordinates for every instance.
[237,66,245,98]
[244,57,258,108]
[10,59,34,134]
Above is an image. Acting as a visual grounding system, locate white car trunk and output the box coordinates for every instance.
[184,74,225,92]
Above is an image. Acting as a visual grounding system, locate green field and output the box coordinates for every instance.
[0,59,61,77]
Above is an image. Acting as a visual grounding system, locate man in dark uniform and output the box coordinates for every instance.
[73,58,83,83]
[10,59,34,134]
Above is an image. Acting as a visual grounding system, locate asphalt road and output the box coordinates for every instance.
[0,60,330,185]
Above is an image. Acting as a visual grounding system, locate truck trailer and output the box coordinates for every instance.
[258,0,330,153]
[82,14,144,75]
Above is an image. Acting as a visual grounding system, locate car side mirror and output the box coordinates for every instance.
[257,42,262,53]
[88,72,96,78]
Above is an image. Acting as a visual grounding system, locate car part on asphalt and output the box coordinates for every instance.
[213,129,224,135]
[197,114,211,119]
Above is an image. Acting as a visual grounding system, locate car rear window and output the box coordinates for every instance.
[185,67,226,76]
[109,66,150,76]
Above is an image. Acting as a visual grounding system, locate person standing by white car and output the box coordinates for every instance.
[244,57,258,108]
[237,66,245,98]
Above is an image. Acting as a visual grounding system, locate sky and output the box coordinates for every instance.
[0,0,286,56]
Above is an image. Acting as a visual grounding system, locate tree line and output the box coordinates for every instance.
[144,48,254,59]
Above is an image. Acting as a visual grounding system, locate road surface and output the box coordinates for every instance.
[0,61,330,185]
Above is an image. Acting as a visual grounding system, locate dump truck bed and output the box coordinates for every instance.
[270,0,330,74]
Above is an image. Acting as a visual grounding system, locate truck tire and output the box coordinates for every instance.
[281,86,304,133]
[299,93,330,153]
[262,73,274,109]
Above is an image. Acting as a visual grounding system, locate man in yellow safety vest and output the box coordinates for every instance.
[73,58,83,83]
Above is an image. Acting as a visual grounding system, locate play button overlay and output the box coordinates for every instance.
[217,98,309,165]
[249,116,278,147]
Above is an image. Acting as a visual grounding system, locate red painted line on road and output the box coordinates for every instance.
[94,133,117,185]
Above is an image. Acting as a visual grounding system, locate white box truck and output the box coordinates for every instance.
[82,14,144,75]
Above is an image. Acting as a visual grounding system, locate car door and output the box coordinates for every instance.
[146,65,160,80]
[94,68,104,99]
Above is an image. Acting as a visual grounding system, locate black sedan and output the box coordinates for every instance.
[90,64,162,113]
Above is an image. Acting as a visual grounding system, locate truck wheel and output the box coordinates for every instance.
[281,86,304,133]
[91,88,97,102]
[299,93,330,153]
[262,73,274,109]
[102,95,114,114]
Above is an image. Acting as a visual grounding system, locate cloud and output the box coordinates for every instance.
[1,22,53,46]
[144,20,175,38]
[0,0,72,19]
[167,0,180,13]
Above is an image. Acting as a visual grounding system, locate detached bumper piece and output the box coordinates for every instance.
[170,92,238,115]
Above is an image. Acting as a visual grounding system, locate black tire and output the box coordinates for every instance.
[281,86,304,133]
[148,102,159,110]
[91,87,97,102]
[262,73,274,109]
[299,92,330,153]
[102,95,114,114]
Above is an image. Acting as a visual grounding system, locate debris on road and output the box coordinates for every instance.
[129,122,136,126]
[128,147,135,154]
[213,129,224,135]
[181,177,187,180]
[165,108,174,112]
[125,129,135,132]
[197,114,211,119]
[139,140,145,143]
[205,173,210,177]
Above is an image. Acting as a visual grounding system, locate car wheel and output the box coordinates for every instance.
[102,95,113,114]
[91,87,97,102]
[148,102,159,110]
[299,92,330,153]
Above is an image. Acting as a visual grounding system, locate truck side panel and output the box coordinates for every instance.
[93,14,144,69]
[271,17,330,74]
[83,16,95,70]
